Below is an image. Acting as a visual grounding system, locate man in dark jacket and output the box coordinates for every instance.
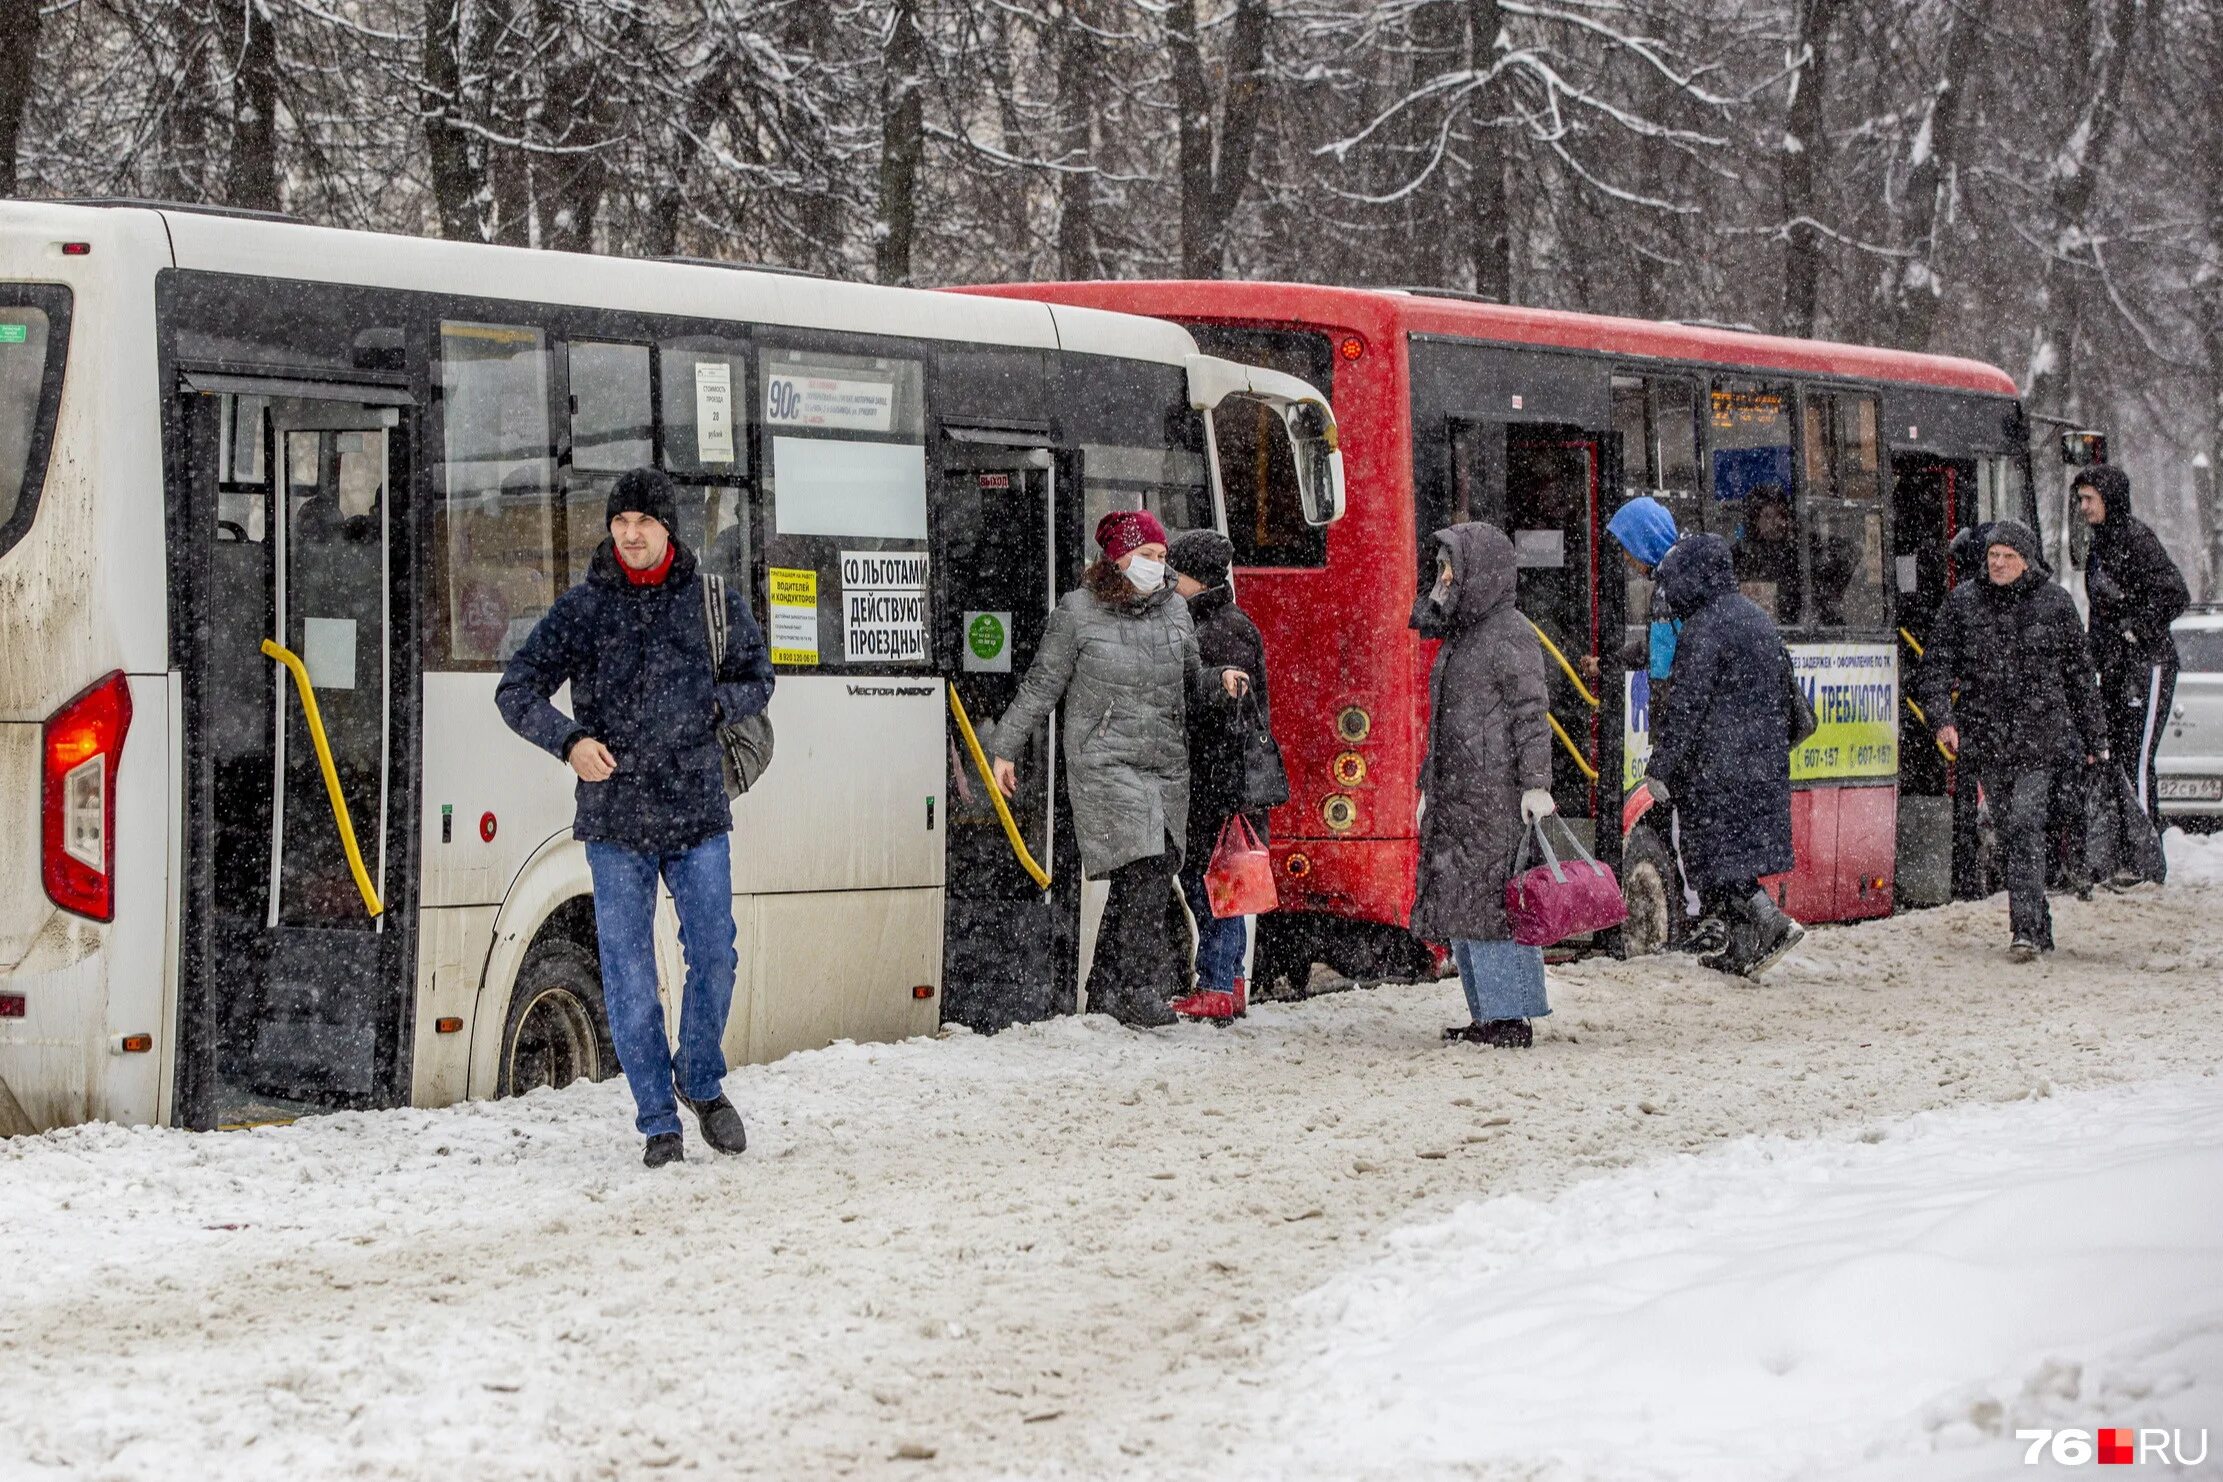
[1164,530,1271,1020]
[1637,535,1805,978]
[497,467,774,1167]
[2076,465,2188,840]
[1914,520,2106,960]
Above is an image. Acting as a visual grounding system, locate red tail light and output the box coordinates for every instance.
[42,671,133,922]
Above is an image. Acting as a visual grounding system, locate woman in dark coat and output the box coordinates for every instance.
[1639,534,1805,977]
[1408,522,1556,1048]
[989,509,1249,1027]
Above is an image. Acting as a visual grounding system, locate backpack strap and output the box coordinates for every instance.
[703,571,728,674]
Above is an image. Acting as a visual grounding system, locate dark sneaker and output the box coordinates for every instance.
[1477,1019,1534,1049]
[1683,916,1730,957]
[2009,936,2039,963]
[644,1132,685,1169]
[678,1090,748,1155]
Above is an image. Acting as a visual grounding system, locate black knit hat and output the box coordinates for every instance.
[1167,528,1235,589]
[1985,518,2044,567]
[607,466,678,534]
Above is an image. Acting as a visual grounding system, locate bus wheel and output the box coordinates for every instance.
[1618,826,1674,959]
[500,939,613,1096]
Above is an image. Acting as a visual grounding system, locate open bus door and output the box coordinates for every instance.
[170,376,421,1129]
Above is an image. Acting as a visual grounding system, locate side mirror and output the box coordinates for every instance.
[2059,429,2107,466]
[1282,398,1347,527]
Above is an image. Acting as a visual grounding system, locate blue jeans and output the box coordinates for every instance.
[1451,938,1550,1022]
[1177,851,1249,991]
[585,834,738,1138]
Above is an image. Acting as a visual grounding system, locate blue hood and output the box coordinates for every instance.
[1607,496,1679,568]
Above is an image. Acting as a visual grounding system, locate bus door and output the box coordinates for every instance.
[936,434,1081,1031]
[1891,453,1974,905]
[173,379,420,1128]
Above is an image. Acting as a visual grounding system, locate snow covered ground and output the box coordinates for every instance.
[6,872,2223,1481]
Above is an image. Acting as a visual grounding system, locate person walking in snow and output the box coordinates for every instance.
[1410,522,1555,1048]
[988,510,1251,1027]
[1634,534,1806,978]
[2075,465,2188,850]
[1165,529,1272,1021]
[1913,520,2107,961]
[497,467,773,1168]
[1582,494,1685,715]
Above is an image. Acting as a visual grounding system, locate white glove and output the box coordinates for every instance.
[1521,788,1556,824]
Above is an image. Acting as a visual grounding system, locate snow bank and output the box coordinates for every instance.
[2164,826,2223,885]
[1240,1077,2223,1481]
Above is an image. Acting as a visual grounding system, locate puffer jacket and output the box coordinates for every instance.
[989,582,1229,875]
[1408,522,1552,943]
[497,539,774,854]
[2080,465,2188,678]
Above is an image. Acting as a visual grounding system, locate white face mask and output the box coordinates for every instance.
[1124,555,1167,593]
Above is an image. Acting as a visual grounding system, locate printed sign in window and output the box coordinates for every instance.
[841,550,929,665]
[764,370,896,433]
[693,361,735,465]
[768,566,819,666]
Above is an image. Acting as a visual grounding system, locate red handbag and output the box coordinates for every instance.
[1504,816,1628,947]
[1205,815,1279,919]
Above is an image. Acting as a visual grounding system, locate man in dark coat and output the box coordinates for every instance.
[1165,529,1271,1020]
[1638,534,1805,978]
[1913,519,2106,960]
[497,467,774,1167]
[2076,465,2188,842]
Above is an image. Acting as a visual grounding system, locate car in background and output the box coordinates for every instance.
[2157,609,2223,829]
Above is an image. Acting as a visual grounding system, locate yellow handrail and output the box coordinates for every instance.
[261,640,384,917]
[1547,712,1600,782]
[1529,622,1600,710]
[1897,628,1955,760]
[1898,626,1924,658]
[948,687,1052,891]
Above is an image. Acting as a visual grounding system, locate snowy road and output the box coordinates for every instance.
[6,882,2223,1481]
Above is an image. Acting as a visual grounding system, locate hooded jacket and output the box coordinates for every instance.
[2079,466,2188,677]
[1913,520,2104,773]
[1645,535,1795,887]
[497,539,775,854]
[1407,522,1552,943]
[1607,495,1684,681]
[1180,581,1272,841]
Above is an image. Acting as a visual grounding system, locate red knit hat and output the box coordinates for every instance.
[1095,508,1168,565]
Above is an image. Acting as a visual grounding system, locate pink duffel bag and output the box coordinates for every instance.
[1504,816,1628,948]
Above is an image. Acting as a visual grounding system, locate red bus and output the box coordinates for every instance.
[957,282,2037,990]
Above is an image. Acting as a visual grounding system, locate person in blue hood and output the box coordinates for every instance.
[1595,495,1685,699]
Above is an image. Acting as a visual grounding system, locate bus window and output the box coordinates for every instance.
[436,322,557,666]
[1655,378,1700,497]
[759,347,929,669]
[1609,375,1702,640]
[1058,354,1213,571]
[0,296,65,559]
[569,341,652,474]
[1802,391,1886,630]
[1710,379,1800,625]
[1180,324,1331,568]
[1612,377,1649,490]
[1977,453,2022,528]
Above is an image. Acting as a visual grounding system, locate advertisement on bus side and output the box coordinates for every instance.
[1623,642,1899,791]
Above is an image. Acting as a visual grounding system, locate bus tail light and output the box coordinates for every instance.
[42,672,133,922]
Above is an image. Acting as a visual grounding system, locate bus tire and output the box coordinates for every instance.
[499,938,615,1097]
[1617,824,1675,959]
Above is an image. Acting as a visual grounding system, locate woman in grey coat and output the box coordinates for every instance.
[1409,522,1557,1048]
[990,510,1250,1026]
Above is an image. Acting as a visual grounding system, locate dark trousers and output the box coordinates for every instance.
[2104,657,2177,832]
[1950,765,1989,900]
[1980,766,2055,948]
[1698,878,1760,917]
[1090,848,1187,1008]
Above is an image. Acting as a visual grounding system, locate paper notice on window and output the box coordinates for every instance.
[1514,529,1566,568]
[301,617,358,691]
[1896,554,1919,594]
[840,550,929,665]
[693,361,736,465]
[764,371,896,433]
[768,567,819,666]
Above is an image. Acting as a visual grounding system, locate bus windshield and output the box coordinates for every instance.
[0,290,67,559]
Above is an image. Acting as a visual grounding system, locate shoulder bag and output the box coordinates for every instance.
[702,571,775,798]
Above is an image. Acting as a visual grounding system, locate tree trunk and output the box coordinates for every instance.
[1883,0,1994,351]
[1172,0,1270,279]
[221,0,280,212]
[875,0,926,285]
[1466,0,1511,301]
[1053,0,1100,280]
[421,0,488,240]
[161,4,214,202]
[481,0,532,247]
[1779,0,1841,339]
[0,0,39,197]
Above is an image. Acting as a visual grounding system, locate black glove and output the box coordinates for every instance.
[2087,569,2126,607]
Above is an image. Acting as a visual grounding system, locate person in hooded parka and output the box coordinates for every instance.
[1637,533,1806,977]
[2075,465,2188,848]
[1408,522,1557,1049]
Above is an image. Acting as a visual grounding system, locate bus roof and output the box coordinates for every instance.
[2,200,1202,367]
[956,280,2021,400]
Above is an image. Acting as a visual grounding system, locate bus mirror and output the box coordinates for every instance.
[1283,400,1347,527]
[2059,429,2107,466]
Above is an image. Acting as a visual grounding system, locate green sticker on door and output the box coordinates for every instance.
[0,324,28,344]
[964,611,1011,673]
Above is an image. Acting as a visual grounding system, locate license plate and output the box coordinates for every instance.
[2158,776,2223,801]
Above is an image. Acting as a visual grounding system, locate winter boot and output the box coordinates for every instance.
[1231,977,1249,1018]
[643,1132,685,1169]
[1092,978,1177,1029]
[1682,915,1729,958]
[1713,891,1804,979]
[1477,1019,1534,1049]
[1443,1022,1483,1042]
[1170,989,1238,1021]
[677,1088,748,1155]
[2009,935,2039,963]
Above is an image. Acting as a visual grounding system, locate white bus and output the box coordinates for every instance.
[0,200,1344,1134]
